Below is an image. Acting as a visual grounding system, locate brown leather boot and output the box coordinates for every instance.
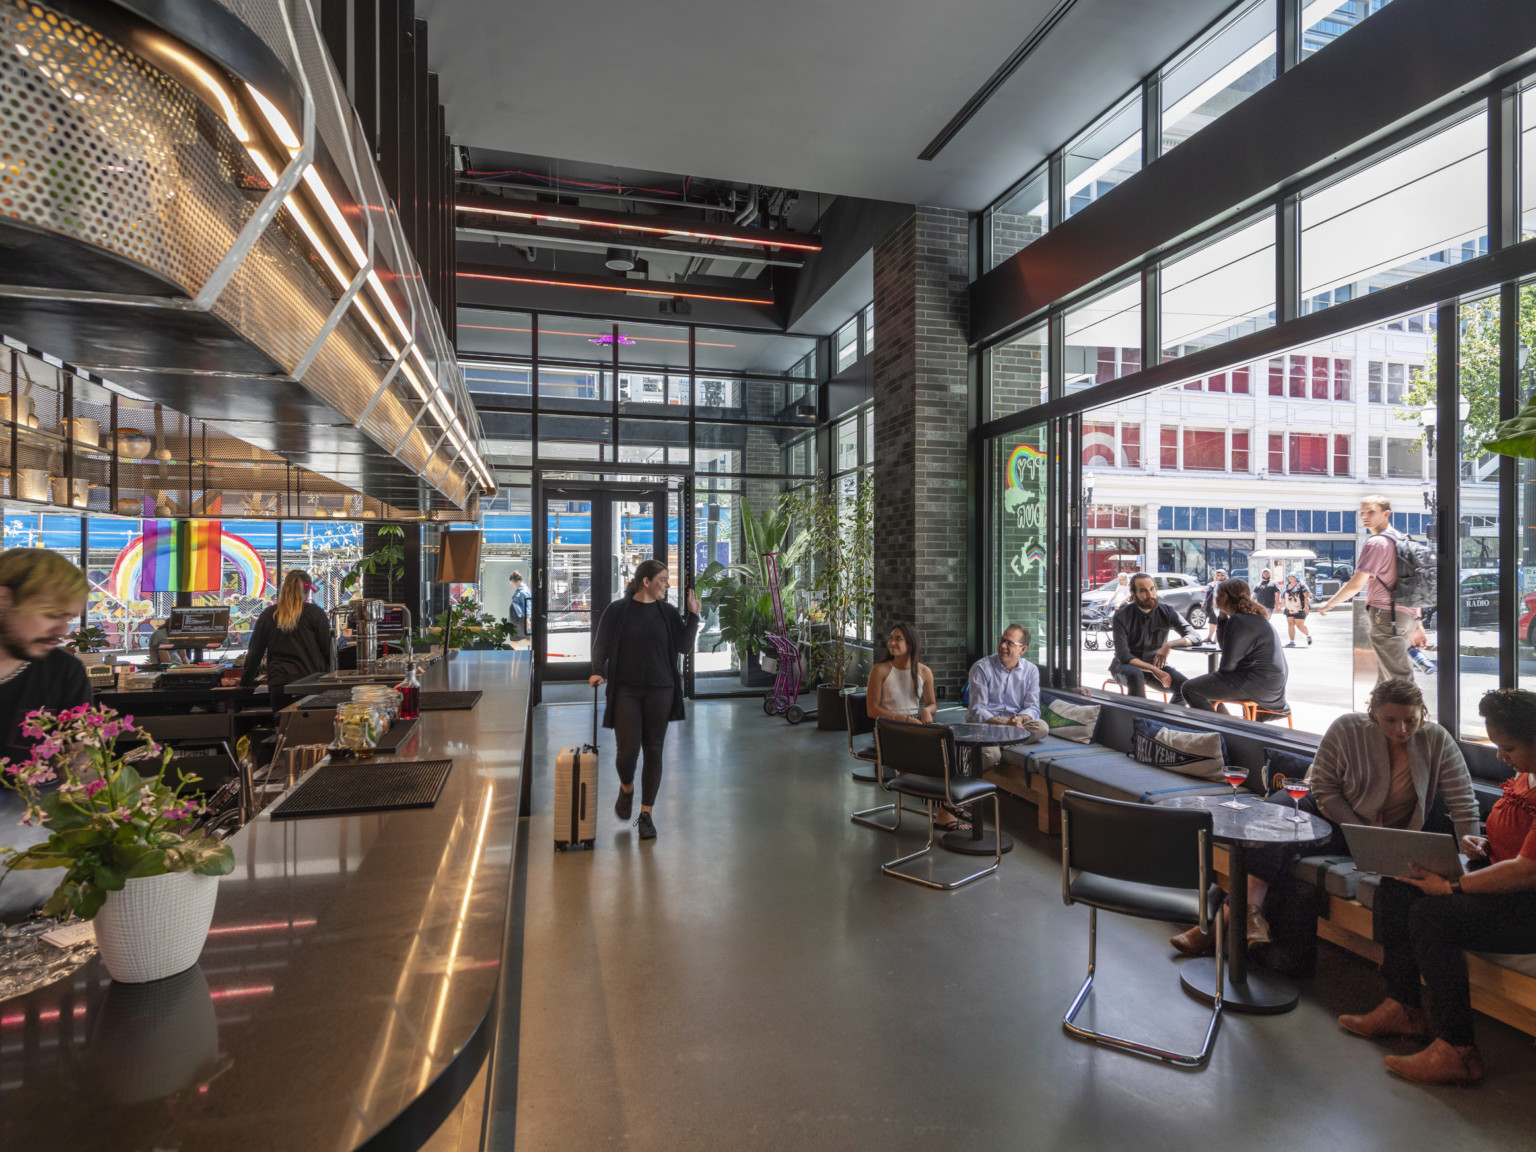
[1170,924,1215,956]
[1384,1039,1485,1085]
[1338,997,1428,1040]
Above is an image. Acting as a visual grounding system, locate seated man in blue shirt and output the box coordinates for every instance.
[967,624,1048,771]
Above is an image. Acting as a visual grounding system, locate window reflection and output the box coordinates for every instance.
[1160,0,1277,155]
[1065,282,1140,394]
[1064,90,1142,220]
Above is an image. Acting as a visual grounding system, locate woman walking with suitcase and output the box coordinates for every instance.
[589,559,701,840]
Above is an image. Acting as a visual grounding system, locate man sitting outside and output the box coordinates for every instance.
[1109,573,1199,703]
[967,624,1047,770]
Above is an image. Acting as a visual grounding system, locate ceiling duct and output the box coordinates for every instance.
[0,0,492,513]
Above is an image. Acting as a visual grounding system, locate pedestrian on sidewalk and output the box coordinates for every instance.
[1283,573,1313,648]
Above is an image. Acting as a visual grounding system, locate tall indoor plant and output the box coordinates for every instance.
[781,473,874,729]
[0,704,234,982]
[696,497,807,686]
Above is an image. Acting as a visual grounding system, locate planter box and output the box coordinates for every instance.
[739,650,775,688]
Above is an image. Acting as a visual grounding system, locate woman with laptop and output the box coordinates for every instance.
[1172,678,1477,958]
[1339,688,1536,1086]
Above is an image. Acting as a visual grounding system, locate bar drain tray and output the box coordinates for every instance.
[421,691,482,711]
[270,759,452,819]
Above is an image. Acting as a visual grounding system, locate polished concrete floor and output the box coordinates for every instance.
[504,698,1534,1151]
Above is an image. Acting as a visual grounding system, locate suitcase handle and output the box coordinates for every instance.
[593,681,600,747]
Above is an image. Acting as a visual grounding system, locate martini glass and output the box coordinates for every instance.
[1283,777,1311,824]
[1220,765,1250,809]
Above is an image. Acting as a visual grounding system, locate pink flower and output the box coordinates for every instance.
[109,806,133,822]
[83,778,107,799]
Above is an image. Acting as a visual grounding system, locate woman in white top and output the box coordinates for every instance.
[867,623,958,828]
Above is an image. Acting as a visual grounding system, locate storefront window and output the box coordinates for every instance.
[1065,281,1141,394]
[988,323,1048,419]
[1301,110,1488,315]
[994,428,1049,660]
[1524,82,1536,240]
[1064,90,1142,220]
[1160,212,1276,359]
[1160,0,1276,155]
[990,165,1050,268]
[282,521,362,611]
[1301,0,1397,59]
[1456,295,1502,740]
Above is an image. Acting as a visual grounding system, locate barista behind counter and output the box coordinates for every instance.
[0,548,91,764]
[241,570,333,710]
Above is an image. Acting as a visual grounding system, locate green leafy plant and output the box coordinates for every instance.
[696,565,776,660]
[340,523,406,600]
[0,705,234,920]
[779,473,874,689]
[66,624,110,653]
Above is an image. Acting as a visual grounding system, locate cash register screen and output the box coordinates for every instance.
[378,606,407,636]
[167,607,230,644]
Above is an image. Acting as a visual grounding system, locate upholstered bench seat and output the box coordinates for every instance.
[1295,855,1362,898]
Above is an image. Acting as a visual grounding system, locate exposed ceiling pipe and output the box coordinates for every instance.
[733,186,760,227]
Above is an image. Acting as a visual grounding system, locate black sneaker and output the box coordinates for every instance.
[636,811,656,840]
[615,787,634,821]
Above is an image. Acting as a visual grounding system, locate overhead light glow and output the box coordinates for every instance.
[456,200,821,252]
[457,270,772,306]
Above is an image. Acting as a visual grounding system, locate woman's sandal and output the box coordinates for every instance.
[934,810,971,832]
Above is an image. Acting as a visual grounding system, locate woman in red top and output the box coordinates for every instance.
[1338,689,1536,1085]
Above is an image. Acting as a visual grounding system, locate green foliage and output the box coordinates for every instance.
[779,474,874,689]
[694,496,807,661]
[1402,293,1536,459]
[1483,288,1536,458]
[66,624,109,653]
[0,705,234,921]
[340,523,406,600]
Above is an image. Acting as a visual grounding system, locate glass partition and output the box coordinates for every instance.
[993,428,1050,662]
[989,324,1048,420]
[456,308,532,357]
[1522,82,1536,241]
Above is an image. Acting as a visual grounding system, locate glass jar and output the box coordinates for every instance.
[335,701,384,753]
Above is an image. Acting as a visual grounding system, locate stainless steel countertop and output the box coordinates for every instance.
[0,651,530,1152]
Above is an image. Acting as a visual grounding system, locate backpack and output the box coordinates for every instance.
[1381,527,1437,610]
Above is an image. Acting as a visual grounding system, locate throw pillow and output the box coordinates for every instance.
[1265,748,1315,796]
[1130,717,1227,782]
[1040,698,1101,744]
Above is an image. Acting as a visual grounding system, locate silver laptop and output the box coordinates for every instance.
[1342,824,1464,880]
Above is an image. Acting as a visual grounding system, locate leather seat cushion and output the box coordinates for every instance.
[1068,872,1225,925]
[888,773,997,803]
[1294,855,1360,898]
[853,743,877,762]
[1356,872,1381,910]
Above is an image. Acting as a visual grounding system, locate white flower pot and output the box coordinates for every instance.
[93,870,220,983]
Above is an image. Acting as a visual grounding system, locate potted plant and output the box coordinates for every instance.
[0,704,234,983]
[695,497,807,688]
[67,623,111,666]
[340,523,405,601]
[780,473,874,730]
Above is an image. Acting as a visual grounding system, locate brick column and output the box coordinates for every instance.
[872,206,970,695]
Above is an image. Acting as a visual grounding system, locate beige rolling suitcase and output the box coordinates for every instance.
[554,685,599,850]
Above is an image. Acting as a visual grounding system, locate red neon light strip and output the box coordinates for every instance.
[456,202,820,252]
[458,271,772,306]
[457,323,736,347]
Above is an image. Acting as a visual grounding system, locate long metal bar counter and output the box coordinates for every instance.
[0,651,532,1152]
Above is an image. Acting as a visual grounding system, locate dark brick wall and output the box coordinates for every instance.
[872,207,970,695]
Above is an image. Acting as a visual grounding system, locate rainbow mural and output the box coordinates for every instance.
[1004,441,1046,489]
[108,530,269,601]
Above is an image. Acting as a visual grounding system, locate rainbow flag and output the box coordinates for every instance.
[140,520,222,594]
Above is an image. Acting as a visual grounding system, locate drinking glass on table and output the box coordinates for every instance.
[1282,777,1310,824]
[1220,765,1250,809]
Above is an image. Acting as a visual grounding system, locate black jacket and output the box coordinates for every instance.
[1109,601,1199,670]
[590,596,701,728]
[241,602,334,687]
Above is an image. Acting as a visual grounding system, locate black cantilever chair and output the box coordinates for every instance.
[1059,791,1225,1068]
[844,690,878,784]
[875,719,1001,889]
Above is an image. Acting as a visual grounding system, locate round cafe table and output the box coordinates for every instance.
[942,723,1036,856]
[1155,792,1332,1014]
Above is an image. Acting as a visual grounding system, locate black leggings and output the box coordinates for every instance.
[1374,879,1536,1047]
[613,685,672,807]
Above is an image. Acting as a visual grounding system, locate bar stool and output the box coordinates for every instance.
[1211,699,1294,728]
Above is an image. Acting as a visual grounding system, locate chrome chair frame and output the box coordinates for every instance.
[1060,806,1224,1068]
[879,724,1001,890]
[849,698,926,832]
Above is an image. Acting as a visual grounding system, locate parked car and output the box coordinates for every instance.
[1423,569,1499,630]
[1080,572,1209,645]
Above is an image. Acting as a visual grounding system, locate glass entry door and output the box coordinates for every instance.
[538,484,667,682]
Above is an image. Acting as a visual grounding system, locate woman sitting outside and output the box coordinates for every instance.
[867,623,959,828]
[1173,678,1478,956]
[1339,689,1536,1085]
[1181,578,1289,722]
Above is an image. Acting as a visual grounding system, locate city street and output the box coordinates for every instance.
[1080,608,1506,739]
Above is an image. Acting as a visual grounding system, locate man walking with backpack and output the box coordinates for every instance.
[1317,495,1430,684]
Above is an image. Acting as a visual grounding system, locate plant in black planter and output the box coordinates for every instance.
[780,472,874,730]
[696,497,805,688]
